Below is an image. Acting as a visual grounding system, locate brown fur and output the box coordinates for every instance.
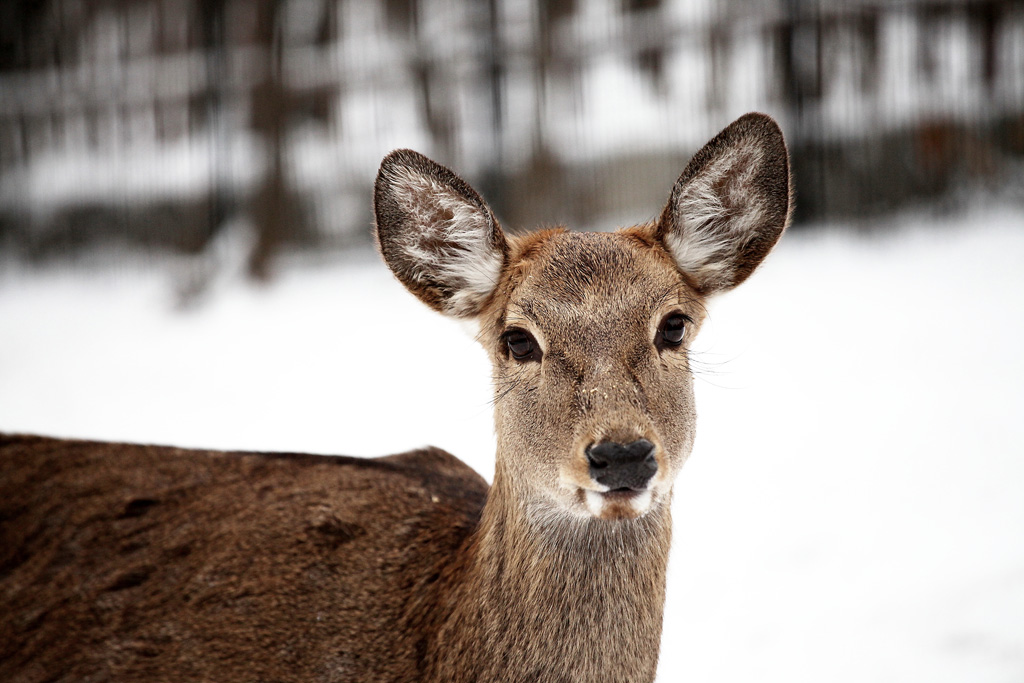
[1,435,485,683]
[1,114,790,682]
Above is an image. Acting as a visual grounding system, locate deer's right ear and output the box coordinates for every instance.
[374,150,508,318]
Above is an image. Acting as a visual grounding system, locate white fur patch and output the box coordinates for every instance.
[585,490,606,517]
[584,489,654,518]
[390,166,502,317]
[666,143,765,291]
[630,489,653,515]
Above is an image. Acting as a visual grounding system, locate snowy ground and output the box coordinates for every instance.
[1,206,1023,682]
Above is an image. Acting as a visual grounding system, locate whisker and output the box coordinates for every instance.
[489,366,529,405]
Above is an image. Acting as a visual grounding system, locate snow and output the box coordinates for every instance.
[660,208,1024,682]
[1,206,1023,681]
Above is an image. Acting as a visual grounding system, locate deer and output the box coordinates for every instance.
[0,113,791,683]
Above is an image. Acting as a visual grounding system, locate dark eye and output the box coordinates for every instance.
[504,329,541,362]
[657,313,689,349]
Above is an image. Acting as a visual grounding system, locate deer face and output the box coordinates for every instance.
[375,113,791,522]
[479,230,702,521]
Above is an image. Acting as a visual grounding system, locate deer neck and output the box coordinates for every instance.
[429,471,672,683]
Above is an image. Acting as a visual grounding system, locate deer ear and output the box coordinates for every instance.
[656,113,791,294]
[374,150,508,317]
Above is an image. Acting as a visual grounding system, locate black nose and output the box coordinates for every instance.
[585,439,658,491]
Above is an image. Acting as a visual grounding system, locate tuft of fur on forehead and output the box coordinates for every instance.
[657,112,791,294]
[519,231,668,306]
[375,150,508,317]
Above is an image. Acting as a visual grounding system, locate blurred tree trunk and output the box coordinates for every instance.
[199,0,230,250]
[248,0,303,280]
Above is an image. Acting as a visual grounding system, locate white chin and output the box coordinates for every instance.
[584,489,653,518]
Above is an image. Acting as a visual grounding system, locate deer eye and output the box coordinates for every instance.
[657,313,690,350]
[504,329,540,362]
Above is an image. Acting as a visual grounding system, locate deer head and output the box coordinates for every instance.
[375,113,790,526]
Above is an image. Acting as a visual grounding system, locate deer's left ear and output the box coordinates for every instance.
[655,113,791,294]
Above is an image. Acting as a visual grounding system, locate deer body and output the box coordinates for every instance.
[1,113,791,682]
[1,438,485,681]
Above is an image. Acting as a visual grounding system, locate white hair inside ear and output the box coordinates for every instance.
[658,113,790,295]
[382,162,504,317]
[665,143,766,292]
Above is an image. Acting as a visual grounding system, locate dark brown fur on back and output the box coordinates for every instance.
[0,435,486,683]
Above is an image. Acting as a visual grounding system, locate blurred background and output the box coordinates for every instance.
[1,0,1022,278]
[1,1,1023,681]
